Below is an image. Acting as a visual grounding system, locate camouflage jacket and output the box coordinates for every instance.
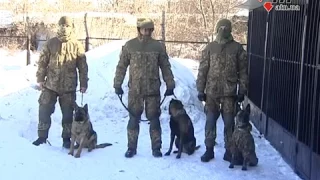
[196,40,248,98]
[36,37,88,94]
[113,37,175,96]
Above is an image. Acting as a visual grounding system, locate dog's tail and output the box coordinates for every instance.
[95,143,113,148]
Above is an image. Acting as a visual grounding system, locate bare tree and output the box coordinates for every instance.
[0,0,247,58]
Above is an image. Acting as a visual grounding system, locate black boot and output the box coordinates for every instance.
[32,137,47,146]
[201,146,214,162]
[152,149,163,158]
[125,148,137,158]
[62,138,71,149]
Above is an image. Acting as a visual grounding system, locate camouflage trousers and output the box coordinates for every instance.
[127,93,162,150]
[204,96,236,150]
[37,88,76,139]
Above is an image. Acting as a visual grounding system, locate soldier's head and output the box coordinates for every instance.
[57,16,74,39]
[215,19,232,38]
[136,18,154,38]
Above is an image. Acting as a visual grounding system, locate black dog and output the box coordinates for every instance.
[165,99,200,159]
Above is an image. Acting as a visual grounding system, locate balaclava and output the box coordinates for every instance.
[57,16,74,42]
[214,19,233,44]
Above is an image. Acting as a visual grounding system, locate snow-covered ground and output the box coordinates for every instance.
[0,41,301,180]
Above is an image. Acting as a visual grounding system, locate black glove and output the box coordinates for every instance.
[237,94,245,102]
[164,89,174,96]
[115,87,124,95]
[198,92,206,102]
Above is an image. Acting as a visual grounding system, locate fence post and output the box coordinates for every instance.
[295,3,308,172]
[26,16,31,66]
[161,10,166,45]
[84,13,90,52]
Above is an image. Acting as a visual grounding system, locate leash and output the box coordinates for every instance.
[117,93,177,122]
[81,92,84,106]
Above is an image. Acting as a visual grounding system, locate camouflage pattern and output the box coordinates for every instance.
[204,111,219,148]
[114,31,174,150]
[196,18,248,97]
[127,129,139,149]
[204,96,236,148]
[197,19,248,152]
[231,128,258,166]
[38,88,76,138]
[196,38,248,97]
[126,93,162,150]
[36,34,88,94]
[36,16,88,140]
[114,38,174,95]
[137,18,154,29]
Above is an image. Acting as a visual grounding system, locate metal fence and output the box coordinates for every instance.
[247,1,320,180]
[0,35,28,50]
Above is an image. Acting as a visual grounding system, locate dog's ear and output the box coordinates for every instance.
[84,104,88,113]
[245,104,251,114]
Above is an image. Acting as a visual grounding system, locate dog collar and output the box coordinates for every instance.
[236,124,250,131]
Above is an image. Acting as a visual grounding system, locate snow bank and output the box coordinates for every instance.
[0,49,39,97]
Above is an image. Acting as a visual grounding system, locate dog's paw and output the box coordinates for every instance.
[68,151,74,156]
[241,166,247,171]
[173,150,178,154]
[176,154,181,159]
[74,154,81,158]
[88,148,93,152]
[164,152,170,156]
[229,164,234,169]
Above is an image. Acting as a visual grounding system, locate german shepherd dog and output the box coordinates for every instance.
[229,104,258,170]
[165,99,200,159]
[68,103,112,158]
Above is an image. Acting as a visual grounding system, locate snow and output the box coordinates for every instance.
[235,9,249,17]
[0,41,301,180]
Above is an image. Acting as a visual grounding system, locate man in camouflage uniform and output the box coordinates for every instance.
[32,16,89,148]
[113,18,175,158]
[196,19,248,163]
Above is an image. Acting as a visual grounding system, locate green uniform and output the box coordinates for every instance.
[196,19,248,162]
[35,16,88,140]
[114,18,175,152]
